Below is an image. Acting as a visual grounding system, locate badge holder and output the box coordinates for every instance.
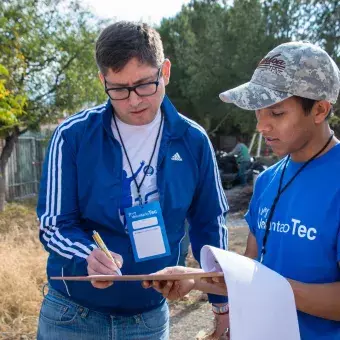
[125,200,171,262]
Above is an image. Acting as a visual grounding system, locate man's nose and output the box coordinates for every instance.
[128,90,143,107]
[256,112,272,134]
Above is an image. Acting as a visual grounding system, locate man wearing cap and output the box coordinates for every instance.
[144,41,340,339]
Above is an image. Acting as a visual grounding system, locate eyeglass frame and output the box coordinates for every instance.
[104,66,163,101]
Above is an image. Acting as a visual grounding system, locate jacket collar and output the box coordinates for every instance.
[102,95,189,140]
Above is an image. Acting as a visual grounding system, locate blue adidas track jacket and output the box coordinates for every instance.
[37,95,228,315]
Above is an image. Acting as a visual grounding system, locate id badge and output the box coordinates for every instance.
[125,201,171,262]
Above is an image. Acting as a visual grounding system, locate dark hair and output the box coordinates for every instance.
[95,21,164,75]
[294,96,333,119]
[236,135,244,143]
[294,96,316,115]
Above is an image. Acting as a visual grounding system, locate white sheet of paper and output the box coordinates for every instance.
[201,246,301,340]
[133,226,165,259]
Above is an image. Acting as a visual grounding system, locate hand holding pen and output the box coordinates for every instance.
[86,230,123,289]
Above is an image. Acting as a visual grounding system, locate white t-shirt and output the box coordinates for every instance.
[111,109,163,226]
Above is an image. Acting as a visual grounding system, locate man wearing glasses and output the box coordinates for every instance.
[37,21,229,339]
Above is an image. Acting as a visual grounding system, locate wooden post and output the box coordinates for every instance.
[248,133,257,154]
[256,133,262,157]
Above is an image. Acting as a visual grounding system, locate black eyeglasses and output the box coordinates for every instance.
[104,67,162,100]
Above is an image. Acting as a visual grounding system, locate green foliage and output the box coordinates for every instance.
[0,0,107,134]
[159,0,282,135]
[330,114,340,136]
[0,64,27,137]
[159,0,340,139]
[0,0,339,146]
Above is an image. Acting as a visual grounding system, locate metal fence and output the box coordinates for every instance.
[5,136,48,200]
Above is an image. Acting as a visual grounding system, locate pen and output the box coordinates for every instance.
[92,230,122,276]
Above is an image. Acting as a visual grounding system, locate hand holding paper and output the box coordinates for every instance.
[144,246,301,340]
[200,246,301,340]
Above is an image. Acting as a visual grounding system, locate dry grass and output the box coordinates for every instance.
[0,201,47,340]
[0,199,248,340]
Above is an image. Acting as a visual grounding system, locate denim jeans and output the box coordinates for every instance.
[37,286,169,340]
[237,161,251,186]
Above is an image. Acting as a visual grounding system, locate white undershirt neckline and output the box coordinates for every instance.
[111,109,163,217]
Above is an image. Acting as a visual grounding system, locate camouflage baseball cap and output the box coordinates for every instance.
[219,41,340,110]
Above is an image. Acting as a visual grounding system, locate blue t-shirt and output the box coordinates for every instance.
[245,144,340,340]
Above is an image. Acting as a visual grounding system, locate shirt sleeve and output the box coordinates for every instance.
[228,143,241,157]
[37,128,96,273]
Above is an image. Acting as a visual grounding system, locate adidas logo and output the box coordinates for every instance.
[171,152,183,161]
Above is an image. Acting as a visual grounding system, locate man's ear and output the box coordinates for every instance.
[313,100,332,124]
[162,59,171,86]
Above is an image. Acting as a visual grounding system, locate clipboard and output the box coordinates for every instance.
[50,271,224,282]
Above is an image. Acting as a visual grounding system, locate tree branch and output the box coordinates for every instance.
[208,113,230,136]
[0,127,20,174]
[31,41,93,102]
[19,128,29,136]
[25,56,60,74]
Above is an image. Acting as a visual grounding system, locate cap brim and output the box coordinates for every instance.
[219,82,293,110]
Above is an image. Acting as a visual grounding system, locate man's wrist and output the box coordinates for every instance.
[212,303,229,315]
[192,269,205,291]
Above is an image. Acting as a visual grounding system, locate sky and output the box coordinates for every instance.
[82,0,191,25]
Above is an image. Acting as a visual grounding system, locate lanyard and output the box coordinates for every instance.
[260,133,334,263]
[113,112,164,205]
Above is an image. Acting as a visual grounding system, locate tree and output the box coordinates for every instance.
[159,0,279,137]
[0,0,107,210]
[0,64,27,211]
[159,0,228,130]
[0,65,27,139]
[160,0,340,143]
